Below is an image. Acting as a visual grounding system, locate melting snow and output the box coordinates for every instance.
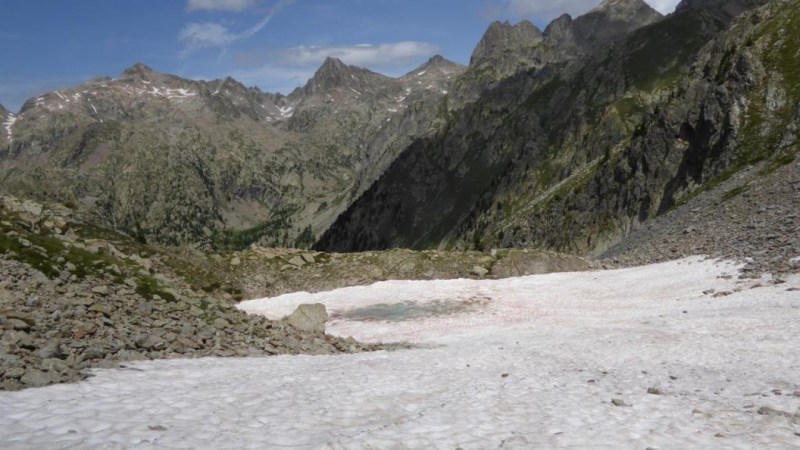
[278,106,294,119]
[3,114,16,142]
[2,258,799,449]
[417,71,427,77]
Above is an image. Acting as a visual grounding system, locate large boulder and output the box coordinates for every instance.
[285,303,328,333]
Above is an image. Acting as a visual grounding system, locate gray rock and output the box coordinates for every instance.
[288,256,306,267]
[611,398,628,407]
[285,304,328,333]
[472,265,489,277]
[21,369,59,387]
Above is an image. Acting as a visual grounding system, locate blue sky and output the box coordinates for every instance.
[0,0,680,112]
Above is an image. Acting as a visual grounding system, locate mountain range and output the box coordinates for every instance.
[1,0,797,260]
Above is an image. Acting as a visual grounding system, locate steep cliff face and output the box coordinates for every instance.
[317,0,791,255]
[0,57,463,248]
[450,0,662,107]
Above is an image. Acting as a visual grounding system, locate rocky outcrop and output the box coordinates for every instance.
[470,20,544,68]
[0,196,393,391]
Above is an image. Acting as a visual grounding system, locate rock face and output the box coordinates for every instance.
[317,0,789,258]
[469,20,544,69]
[462,0,662,87]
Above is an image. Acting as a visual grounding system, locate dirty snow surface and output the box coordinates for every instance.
[2,257,800,449]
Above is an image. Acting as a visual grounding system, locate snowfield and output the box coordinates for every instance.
[1,257,799,449]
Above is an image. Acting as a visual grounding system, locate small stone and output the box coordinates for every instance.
[301,253,316,264]
[714,433,725,438]
[501,373,509,378]
[19,239,32,248]
[88,304,111,316]
[148,425,167,431]
[21,369,57,387]
[71,326,94,340]
[2,318,30,331]
[611,398,627,407]
[1,311,35,327]
[287,256,306,267]
[91,285,109,296]
[472,266,489,277]
[703,289,716,295]
[230,257,241,267]
[647,387,664,395]
[757,406,789,417]
[5,367,25,379]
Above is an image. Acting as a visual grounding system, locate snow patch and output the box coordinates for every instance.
[2,259,799,449]
[3,113,17,142]
[278,105,294,119]
[417,70,427,77]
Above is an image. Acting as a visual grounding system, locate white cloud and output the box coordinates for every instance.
[179,1,293,55]
[216,41,439,94]
[277,42,440,68]
[186,0,257,12]
[179,22,237,49]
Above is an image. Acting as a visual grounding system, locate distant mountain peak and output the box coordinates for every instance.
[591,0,649,12]
[120,63,158,81]
[587,0,661,20]
[407,54,464,74]
[301,57,391,97]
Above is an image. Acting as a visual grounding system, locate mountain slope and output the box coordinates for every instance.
[317,0,790,254]
[0,57,463,248]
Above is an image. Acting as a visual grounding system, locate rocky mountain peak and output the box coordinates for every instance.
[470,20,544,67]
[301,57,392,98]
[302,57,355,95]
[119,63,158,81]
[0,103,8,115]
[404,54,465,78]
[590,0,651,14]
[543,13,578,46]
[571,0,662,47]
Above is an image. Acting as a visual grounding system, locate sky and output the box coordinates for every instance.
[0,0,681,112]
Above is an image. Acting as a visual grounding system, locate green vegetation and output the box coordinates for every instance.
[721,184,750,202]
[211,205,300,251]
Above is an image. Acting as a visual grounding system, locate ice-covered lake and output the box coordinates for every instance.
[1,257,799,449]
